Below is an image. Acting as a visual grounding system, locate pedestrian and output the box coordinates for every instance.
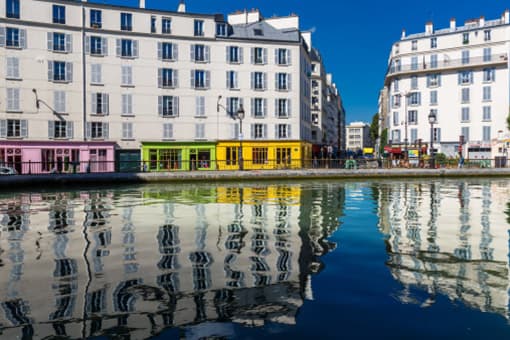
[458,153,464,168]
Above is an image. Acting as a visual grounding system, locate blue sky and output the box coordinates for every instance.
[90,0,509,123]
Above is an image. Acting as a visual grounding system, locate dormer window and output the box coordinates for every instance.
[216,23,227,37]
[254,29,263,36]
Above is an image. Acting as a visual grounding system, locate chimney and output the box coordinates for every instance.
[177,0,186,13]
[139,0,145,9]
[450,17,456,30]
[401,29,406,39]
[425,21,433,35]
[504,9,510,24]
[479,16,485,26]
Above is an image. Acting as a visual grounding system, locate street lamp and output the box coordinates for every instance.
[396,92,410,165]
[32,88,64,121]
[235,105,245,170]
[428,109,437,169]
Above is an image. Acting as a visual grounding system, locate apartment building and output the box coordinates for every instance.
[380,10,510,159]
[0,0,328,173]
[345,121,370,152]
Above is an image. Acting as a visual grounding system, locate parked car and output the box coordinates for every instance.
[0,166,17,175]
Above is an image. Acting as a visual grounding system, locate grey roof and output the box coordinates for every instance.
[229,21,300,42]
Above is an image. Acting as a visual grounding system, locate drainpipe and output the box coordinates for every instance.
[81,2,87,141]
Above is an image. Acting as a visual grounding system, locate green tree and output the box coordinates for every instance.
[369,113,379,145]
[507,106,510,131]
[380,128,388,155]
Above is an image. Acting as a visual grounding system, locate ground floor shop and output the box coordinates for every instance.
[141,142,217,171]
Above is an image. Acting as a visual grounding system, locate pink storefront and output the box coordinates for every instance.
[0,141,116,174]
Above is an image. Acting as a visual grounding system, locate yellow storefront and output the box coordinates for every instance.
[216,140,312,170]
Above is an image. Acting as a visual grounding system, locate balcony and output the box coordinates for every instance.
[386,53,508,78]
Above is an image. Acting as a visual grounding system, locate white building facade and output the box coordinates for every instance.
[381,11,510,160]
[345,121,370,152]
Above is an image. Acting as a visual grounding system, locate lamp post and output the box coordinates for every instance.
[428,110,437,169]
[235,105,245,170]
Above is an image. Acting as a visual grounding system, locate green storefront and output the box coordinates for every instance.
[141,142,217,171]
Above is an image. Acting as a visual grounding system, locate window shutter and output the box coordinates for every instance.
[263,99,267,117]
[19,29,26,48]
[157,42,162,60]
[287,49,292,65]
[66,62,73,82]
[174,97,180,116]
[190,44,195,61]
[91,94,96,114]
[239,47,244,63]
[263,48,267,64]
[0,27,5,47]
[226,71,230,88]
[250,124,254,139]
[85,36,90,54]
[251,72,254,90]
[274,99,278,117]
[426,75,431,87]
[172,43,178,60]
[417,93,421,105]
[275,74,279,91]
[190,70,195,88]
[263,73,267,90]
[491,69,496,81]
[133,40,138,57]
[250,98,255,117]
[234,71,238,89]
[157,68,162,88]
[438,74,442,86]
[263,124,267,138]
[173,70,179,87]
[158,96,163,116]
[275,125,278,139]
[288,74,292,91]
[250,48,254,64]
[287,99,291,117]
[47,32,53,50]
[48,61,54,81]
[103,123,109,139]
[86,122,91,139]
[102,94,109,115]
[101,37,108,55]
[469,71,473,84]
[226,46,230,62]
[457,72,461,85]
[65,34,72,52]
[205,46,210,62]
[116,39,121,56]
[0,120,6,137]
[48,121,55,139]
[239,98,244,112]
[205,71,211,88]
[287,124,292,138]
[275,49,278,64]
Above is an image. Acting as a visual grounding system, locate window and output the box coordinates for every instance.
[158,96,179,117]
[54,91,66,113]
[6,57,19,79]
[483,48,491,62]
[191,70,210,89]
[91,93,109,115]
[49,121,73,139]
[163,123,173,139]
[116,39,138,58]
[433,127,441,142]
[158,68,177,88]
[5,27,25,48]
[251,98,266,118]
[482,86,491,101]
[408,110,418,125]
[252,47,267,65]
[482,126,491,141]
[391,95,401,108]
[458,71,473,85]
[90,9,102,28]
[276,48,291,65]
[87,36,107,56]
[227,46,242,63]
[408,92,421,106]
[411,75,418,89]
[461,88,470,103]
[392,130,401,142]
[121,94,133,115]
[252,72,266,90]
[392,111,399,126]
[90,64,102,84]
[158,42,177,61]
[430,90,437,105]
[191,44,209,62]
[411,56,418,70]
[226,97,243,116]
[411,40,417,51]
[194,20,204,36]
[226,71,238,89]
[121,13,132,31]
[151,15,156,33]
[195,123,205,139]
[461,127,470,142]
[87,122,108,139]
[483,68,495,82]
[6,0,20,18]
[276,124,291,139]
[483,106,491,121]
[195,96,205,117]
[410,128,418,143]
[461,50,469,64]
[427,73,441,87]
[430,54,438,68]
[393,78,399,92]
[2,119,27,138]
[252,126,267,140]
[162,18,171,34]
[53,5,65,24]
[484,30,491,41]
[430,37,437,49]
[216,23,227,37]
[49,32,71,52]
[276,99,290,118]
[122,122,133,139]
[461,107,470,122]
[462,32,469,44]
[49,61,72,82]
[121,66,133,86]
[276,73,291,91]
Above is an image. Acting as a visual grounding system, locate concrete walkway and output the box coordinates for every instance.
[2,168,510,190]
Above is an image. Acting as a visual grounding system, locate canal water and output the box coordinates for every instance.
[1,179,510,339]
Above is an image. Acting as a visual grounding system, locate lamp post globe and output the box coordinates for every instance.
[428,110,437,169]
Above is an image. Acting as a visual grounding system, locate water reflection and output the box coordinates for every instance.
[0,183,344,339]
[377,180,510,317]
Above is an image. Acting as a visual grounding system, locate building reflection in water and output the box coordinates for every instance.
[377,180,510,317]
[0,183,344,338]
